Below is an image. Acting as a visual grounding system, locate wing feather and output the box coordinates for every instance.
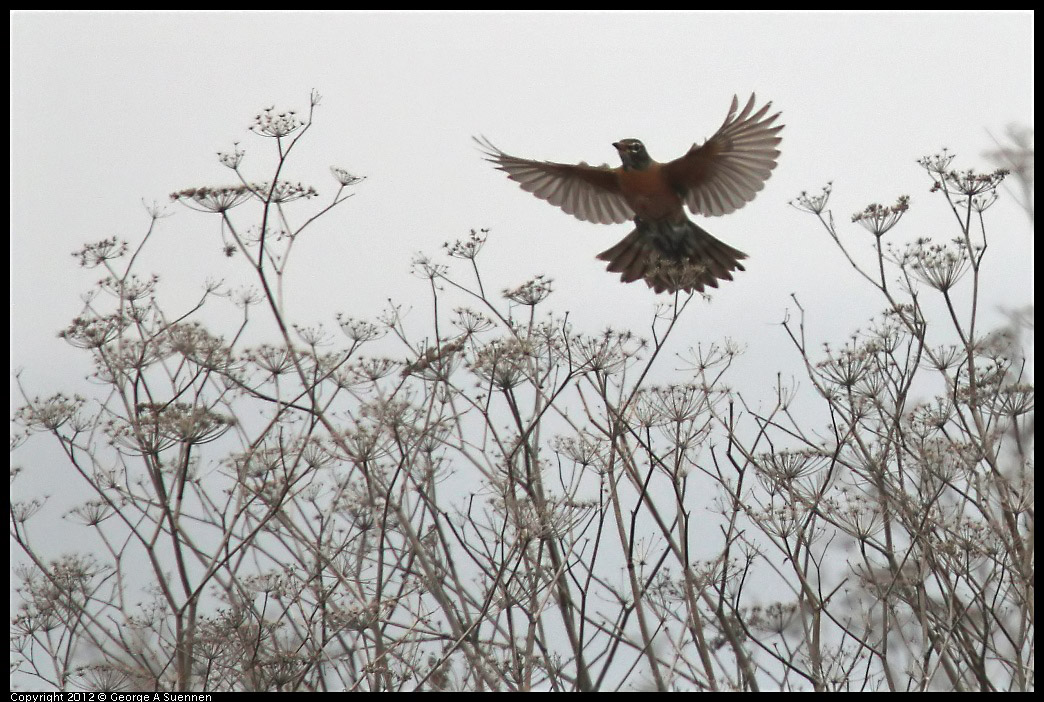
[475,136,633,225]
[662,94,784,218]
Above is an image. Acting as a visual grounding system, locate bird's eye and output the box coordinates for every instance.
[629,143,641,152]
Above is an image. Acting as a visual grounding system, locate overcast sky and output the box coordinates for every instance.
[10,9,1034,429]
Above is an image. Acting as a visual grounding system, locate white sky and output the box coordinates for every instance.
[10,9,1034,444]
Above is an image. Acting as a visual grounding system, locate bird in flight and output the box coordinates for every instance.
[476,94,783,294]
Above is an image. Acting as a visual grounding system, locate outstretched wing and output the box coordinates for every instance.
[475,136,634,225]
[662,94,784,218]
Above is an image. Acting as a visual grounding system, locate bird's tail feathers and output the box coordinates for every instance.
[597,218,747,294]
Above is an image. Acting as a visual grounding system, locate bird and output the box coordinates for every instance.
[475,94,783,294]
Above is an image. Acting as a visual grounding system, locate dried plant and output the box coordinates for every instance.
[11,96,1032,692]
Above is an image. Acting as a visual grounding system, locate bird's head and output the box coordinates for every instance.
[613,138,651,170]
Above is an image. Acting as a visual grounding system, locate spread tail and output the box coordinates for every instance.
[597,218,747,294]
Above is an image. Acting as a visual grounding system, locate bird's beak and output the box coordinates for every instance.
[612,142,623,151]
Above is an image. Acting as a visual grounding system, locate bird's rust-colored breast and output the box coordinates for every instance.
[616,163,684,220]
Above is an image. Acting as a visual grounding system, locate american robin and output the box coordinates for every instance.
[476,94,783,294]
